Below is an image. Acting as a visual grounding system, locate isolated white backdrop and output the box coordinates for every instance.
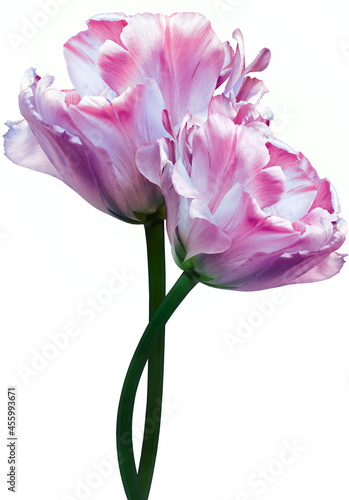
[1,1,348,499]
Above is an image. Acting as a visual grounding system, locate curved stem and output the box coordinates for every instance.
[117,271,199,500]
[138,218,166,497]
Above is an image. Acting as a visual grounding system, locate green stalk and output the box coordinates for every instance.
[117,271,199,500]
[138,218,166,497]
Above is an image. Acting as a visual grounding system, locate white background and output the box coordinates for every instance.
[1,0,349,499]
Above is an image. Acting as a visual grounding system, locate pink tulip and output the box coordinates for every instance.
[5,12,270,222]
[4,68,167,221]
[4,12,272,222]
[64,13,270,124]
[141,109,346,290]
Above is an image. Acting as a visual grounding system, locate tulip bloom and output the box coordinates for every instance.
[147,110,346,291]
[4,12,271,223]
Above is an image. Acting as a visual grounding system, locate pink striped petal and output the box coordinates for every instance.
[190,114,270,212]
[98,12,225,126]
[245,47,271,75]
[224,29,245,94]
[69,80,167,219]
[208,94,237,119]
[309,178,340,214]
[18,69,108,213]
[224,29,270,100]
[265,144,318,222]
[235,77,269,104]
[63,13,127,97]
[248,166,286,208]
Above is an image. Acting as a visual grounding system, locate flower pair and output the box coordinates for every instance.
[4,11,346,291]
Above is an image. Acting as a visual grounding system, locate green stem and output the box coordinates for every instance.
[117,271,199,500]
[138,218,166,497]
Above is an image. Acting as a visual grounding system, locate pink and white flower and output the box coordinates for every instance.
[4,68,168,221]
[5,12,270,222]
[145,111,346,290]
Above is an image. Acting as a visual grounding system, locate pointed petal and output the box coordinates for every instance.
[224,30,270,103]
[224,29,245,94]
[308,179,335,214]
[235,77,269,104]
[245,48,271,75]
[63,14,127,97]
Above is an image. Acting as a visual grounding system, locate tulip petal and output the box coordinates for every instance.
[4,119,60,178]
[18,69,108,213]
[181,198,231,261]
[249,166,286,209]
[224,29,270,100]
[216,41,235,88]
[237,229,346,291]
[235,77,269,104]
[98,12,225,126]
[245,47,271,75]
[172,159,203,200]
[160,161,180,244]
[289,251,346,284]
[224,29,245,94]
[136,137,176,187]
[266,144,318,222]
[136,142,162,187]
[63,13,127,97]
[208,94,237,120]
[69,80,167,218]
[196,207,300,287]
[190,114,270,212]
[309,178,340,214]
[161,160,231,264]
